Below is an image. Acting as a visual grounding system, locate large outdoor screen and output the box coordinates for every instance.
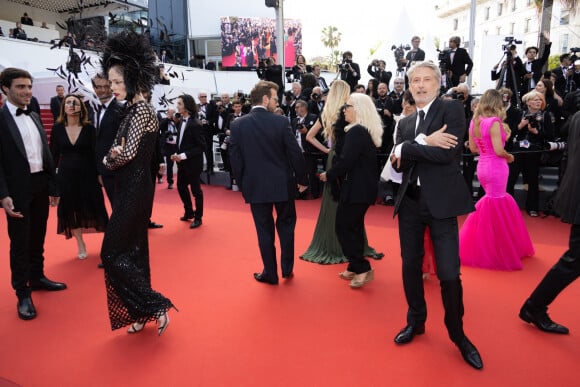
[220,16,302,68]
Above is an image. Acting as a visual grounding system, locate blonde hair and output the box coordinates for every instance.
[522,90,546,110]
[321,80,351,142]
[472,89,510,138]
[345,93,383,147]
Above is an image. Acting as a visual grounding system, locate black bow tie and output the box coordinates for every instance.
[16,108,31,116]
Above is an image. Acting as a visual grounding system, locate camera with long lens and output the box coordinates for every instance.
[258,58,269,68]
[391,44,410,71]
[544,141,567,151]
[524,112,543,128]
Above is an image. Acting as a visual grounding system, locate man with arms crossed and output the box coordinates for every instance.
[390,61,482,369]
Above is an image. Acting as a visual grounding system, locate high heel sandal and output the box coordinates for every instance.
[157,312,170,336]
[127,322,145,334]
[339,271,355,280]
[350,269,375,288]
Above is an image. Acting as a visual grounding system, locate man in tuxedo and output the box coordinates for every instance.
[173,94,205,229]
[0,67,67,320]
[229,81,308,285]
[520,32,551,97]
[159,108,179,189]
[312,64,329,94]
[92,73,123,207]
[367,59,392,87]
[390,61,482,369]
[50,84,65,121]
[197,91,217,174]
[446,36,473,87]
[552,53,574,97]
[339,51,361,91]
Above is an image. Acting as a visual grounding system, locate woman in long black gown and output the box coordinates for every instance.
[100,31,174,334]
[50,94,108,259]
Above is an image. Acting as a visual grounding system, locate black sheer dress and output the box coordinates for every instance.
[101,101,174,330]
[50,123,108,238]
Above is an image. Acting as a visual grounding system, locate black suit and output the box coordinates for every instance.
[0,103,58,298]
[50,96,63,121]
[552,66,573,97]
[229,107,308,282]
[520,42,551,96]
[393,98,474,343]
[446,48,473,87]
[339,61,361,91]
[293,112,323,198]
[326,125,378,274]
[95,98,123,207]
[405,48,426,68]
[159,116,178,185]
[176,116,205,220]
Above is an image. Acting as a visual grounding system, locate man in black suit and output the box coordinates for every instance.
[92,73,122,207]
[197,92,217,174]
[159,108,179,189]
[445,36,473,87]
[520,32,551,97]
[50,84,65,121]
[519,111,580,334]
[339,51,361,92]
[0,67,67,320]
[390,61,482,369]
[173,94,206,229]
[552,53,574,97]
[229,81,308,285]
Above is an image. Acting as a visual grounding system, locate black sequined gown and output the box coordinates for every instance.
[101,101,173,330]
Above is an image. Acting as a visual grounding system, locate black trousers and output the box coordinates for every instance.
[7,172,50,298]
[163,143,178,185]
[202,127,214,171]
[250,200,297,281]
[304,152,321,198]
[177,162,203,220]
[528,224,580,309]
[398,190,465,342]
[101,174,116,210]
[507,151,541,212]
[335,202,371,274]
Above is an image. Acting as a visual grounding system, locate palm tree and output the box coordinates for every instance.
[534,0,576,71]
[321,25,342,70]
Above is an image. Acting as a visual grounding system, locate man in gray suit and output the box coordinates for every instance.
[229,81,308,285]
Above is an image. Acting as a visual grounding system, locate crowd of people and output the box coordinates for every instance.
[1,27,580,374]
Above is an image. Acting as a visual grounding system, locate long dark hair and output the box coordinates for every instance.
[179,94,198,116]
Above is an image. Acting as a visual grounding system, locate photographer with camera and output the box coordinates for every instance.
[507,90,555,217]
[308,86,325,116]
[367,59,392,87]
[520,32,551,97]
[402,36,425,69]
[339,51,361,91]
[286,54,312,83]
[445,36,473,87]
[257,56,284,100]
[492,43,524,107]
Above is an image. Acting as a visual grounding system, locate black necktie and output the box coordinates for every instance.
[416,110,426,135]
[16,108,31,116]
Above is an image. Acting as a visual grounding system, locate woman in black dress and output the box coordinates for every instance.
[50,94,108,259]
[101,31,174,334]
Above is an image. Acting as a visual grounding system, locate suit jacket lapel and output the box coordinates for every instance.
[1,105,27,159]
[422,99,440,135]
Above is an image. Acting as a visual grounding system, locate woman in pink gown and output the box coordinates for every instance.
[460,89,534,270]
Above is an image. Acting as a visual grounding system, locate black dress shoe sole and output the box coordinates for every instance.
[456,338,484,370]
[30,283,67,291]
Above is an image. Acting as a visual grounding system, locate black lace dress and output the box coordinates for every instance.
[100,101,174,330]
[50,123,108,238]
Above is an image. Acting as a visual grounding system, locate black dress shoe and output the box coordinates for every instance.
[394,324,425,344]
[456,336,483,370]
[168,183,173,189]
[148,221,163,229]
[180,212,195,221]
[253,272,278,285]
[97,263,104,269]
[17,297,37,320]
[282,272,294,279]
[519,300,569,334]
[190,219,202,229]
[30,277,67,291]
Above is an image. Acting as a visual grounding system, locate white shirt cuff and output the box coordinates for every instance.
[394,144,403,158]
[416,133,427,145]
[179,152,187,160]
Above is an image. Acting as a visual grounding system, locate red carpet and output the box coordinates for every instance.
[0,184,578,386]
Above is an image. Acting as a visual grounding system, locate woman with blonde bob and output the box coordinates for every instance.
[320,93,383,287]
[301,80,383,264]
[460,89,535,270]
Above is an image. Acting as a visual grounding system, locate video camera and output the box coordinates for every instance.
[391,44,411,71]
[502,36,522,52]
[569,47,580,62]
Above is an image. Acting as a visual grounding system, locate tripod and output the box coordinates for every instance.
[439,60,453,93]
[494,50,522,109]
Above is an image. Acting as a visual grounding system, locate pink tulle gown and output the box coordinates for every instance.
[460,117,535,270]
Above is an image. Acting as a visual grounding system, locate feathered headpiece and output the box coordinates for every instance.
[101,30,157,101]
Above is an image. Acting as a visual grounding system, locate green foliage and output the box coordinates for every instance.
[321,25,342,70]
[548,54,561,70]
